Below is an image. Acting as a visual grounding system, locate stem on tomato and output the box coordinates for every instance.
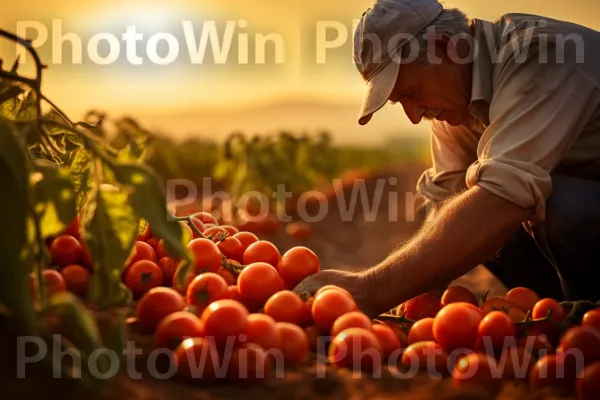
[174,215,208,239]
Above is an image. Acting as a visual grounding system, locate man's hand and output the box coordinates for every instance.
[292,269,381,318]
[294,186,532,318]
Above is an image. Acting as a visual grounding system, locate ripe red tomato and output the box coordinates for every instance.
[172,265,198,295]
[60,265,90,298]
[277,246,320,290]
[124,260,164,299]
[227,285,242,302]
[37,270,67,297]
[232,231,259,252]
[396,293,441,321]
[191,211,218,226]
[441,286,478,307]
[188,217,206,238]
[62,215,80,238]
[452,353,502,395]
[300,296,315,327]
[264,290,305,325]
[501,346,537,380]
[478,311,517,354]
[329,328,382,370]
[276,322,309,365]
[49,235,83,267]
[314,285,351,298]
[136,287,186,333]
[128,241,158,267]
[237,262,284,310]
[246,313,281,351]
[154,310,204,350]
[371,323,401,360]
[559,326,600,366]
[146,237,158,249]
[577,362,600,400]
[305,325,321,352]
[220,225,239,236]
[481,297,527,323]
[433,302,484,352]
[203,226,228,242]
[519,332,555,358]
[186,273,229,315]
[401,341,448,373]
[186,238,222,273]
[216,237,244,263]
[242,240,281,269]
[174,337,222,381]
[227,342,273,382]
[216,266,238,286]
[312,289,357,333]
[529,353,577,390]
[582,309,600,332]
[285,222,311,241]
[200,299,249,347]
[158,257,180,286]
[330,311,372,337]
[531,298,566,340]
[504,287,540,312]
[408,317,435,345]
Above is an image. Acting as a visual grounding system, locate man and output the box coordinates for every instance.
[294,0,600,318]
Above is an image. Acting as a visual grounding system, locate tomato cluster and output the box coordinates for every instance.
[392,286,600,398]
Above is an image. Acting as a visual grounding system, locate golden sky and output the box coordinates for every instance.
[1,0,599,138]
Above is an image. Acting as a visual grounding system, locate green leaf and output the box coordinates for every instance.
[69,147,93,210]
[39,292,109,383]
[110,162,192,285]
[81,184,137,309]
[0,120,36,333]
[31,161,77,238]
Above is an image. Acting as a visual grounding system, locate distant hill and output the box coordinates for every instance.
[133,99,431,146]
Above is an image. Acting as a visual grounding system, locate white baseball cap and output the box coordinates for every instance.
[354,0,443,125]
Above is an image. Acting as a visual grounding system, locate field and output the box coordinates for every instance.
[2,28,600,400]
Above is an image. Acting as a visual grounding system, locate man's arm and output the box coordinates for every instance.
[294,185,531,317]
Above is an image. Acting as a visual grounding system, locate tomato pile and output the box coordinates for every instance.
[33,212,600,397]
[387,287,600,398]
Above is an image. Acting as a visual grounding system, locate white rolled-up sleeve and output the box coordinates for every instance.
[466,54,600,225]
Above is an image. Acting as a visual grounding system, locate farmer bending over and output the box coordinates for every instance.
[294,0,600,317]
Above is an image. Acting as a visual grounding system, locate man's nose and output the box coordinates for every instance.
[401,102,423,124]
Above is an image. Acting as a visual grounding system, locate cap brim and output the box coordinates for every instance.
[357,60,401,125]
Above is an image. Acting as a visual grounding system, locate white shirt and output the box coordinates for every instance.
[416,14,600,225]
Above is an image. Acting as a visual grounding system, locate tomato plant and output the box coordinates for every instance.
[401,341,449,374]
[477,311,516,354]
[61,265,90,298]
[186,238,222,273]
[441,286,478,307]
[504,287,540,313]
[227,342,273,382]
[50,235,83,267]
[371,323,401,360]
[452,353,503,395]
[174,337,221,381]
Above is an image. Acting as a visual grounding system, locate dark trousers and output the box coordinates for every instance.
[484,174,600,301]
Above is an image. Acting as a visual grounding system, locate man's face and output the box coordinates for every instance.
[387,57,472,127]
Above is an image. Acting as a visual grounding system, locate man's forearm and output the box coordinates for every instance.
[360,185,532,314]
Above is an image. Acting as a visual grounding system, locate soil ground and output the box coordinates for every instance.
[1,163,574,400]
